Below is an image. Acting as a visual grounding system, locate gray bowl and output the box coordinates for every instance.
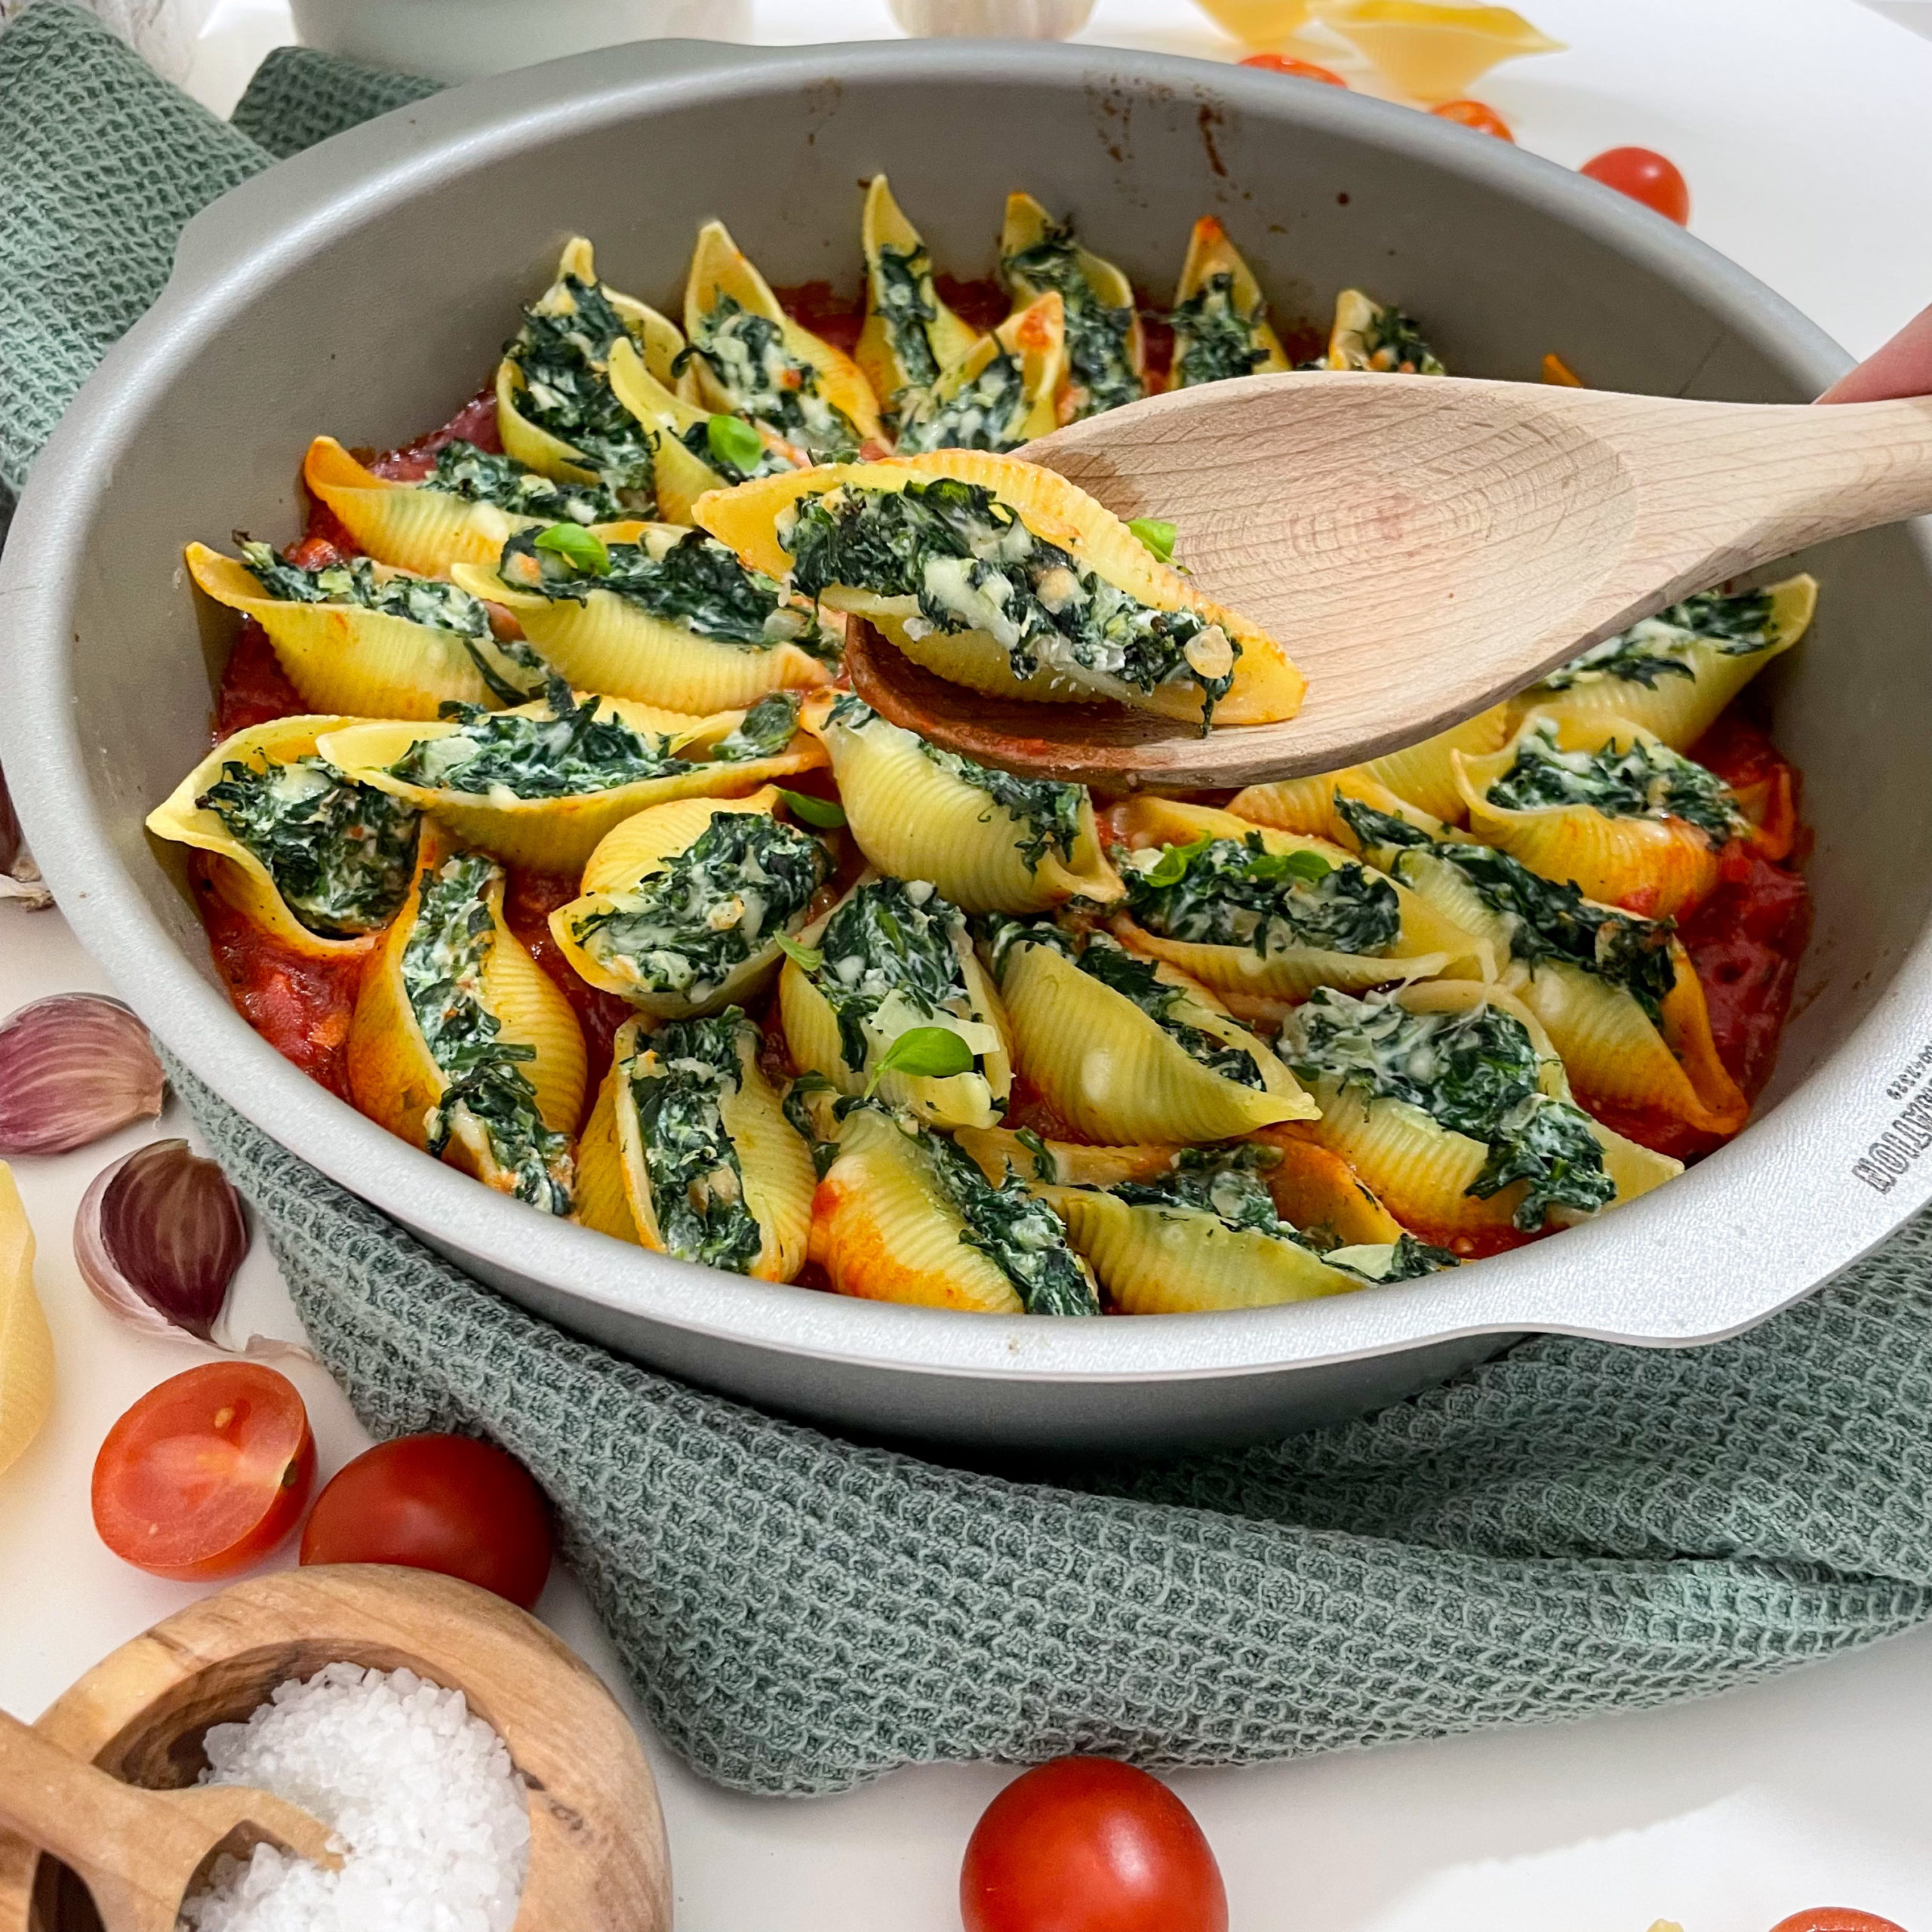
[7,40,1932,1454]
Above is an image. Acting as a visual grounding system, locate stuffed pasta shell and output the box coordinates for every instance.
[552,788,834,1017]
[999,192,1146,421]
[1166,217,1290,390]
[575,1011,813,1281]
[497,236,690,512]
[806,693,1119,912]
[186,540,539,719]
[780,874,1012,1130]
[1275,980,1678,1242]
[696,451,1305,728]
[857,174,981,429]
[147,715,420,958]
[808,1101,1099,1314]
[984,915,1315,1142]
[894,293,1065,455]
[678,219,884,458]
[302,436,632,580]
[1323,289,1446,374]
[1510,577,1817,749]
[317,683,826,875]
[451,522,837,713]
[348,828,586,1214]
[1105,794,1488,1004]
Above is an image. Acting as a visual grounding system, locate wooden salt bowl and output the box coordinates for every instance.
[0,1564,670,1932]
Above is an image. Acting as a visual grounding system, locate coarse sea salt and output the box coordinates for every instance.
[176,1661,530,1932]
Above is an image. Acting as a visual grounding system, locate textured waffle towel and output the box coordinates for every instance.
[8,0,1932,1796]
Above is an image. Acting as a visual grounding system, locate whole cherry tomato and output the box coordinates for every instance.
[1240,51,1348,85]
[1580,146,1691,225]
[1432,99,1514,140]
[300,1432,553,1609]
[960,1757,1228,1932]
[92,1362,314,1581]
[1767,1912,1909,1932]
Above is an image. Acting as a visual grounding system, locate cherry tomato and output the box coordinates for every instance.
[1767,1912,1909,1932]
[1580,146,1690,225]
[960,1757,1228,1932]
[300,1432,552,1609]
[92,1363,314,1582]
[1240,51,1348,85]
[1432,99,1513,140]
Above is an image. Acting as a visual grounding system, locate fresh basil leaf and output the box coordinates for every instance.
[866,1025,974,1094]
[1128,517,1177,564]
[1249,846,1332,884]
[706,414,767,475]
[1142,835,1211,888]
[775,933,825,972]
[532,523,610,575]
[778,788,847,829]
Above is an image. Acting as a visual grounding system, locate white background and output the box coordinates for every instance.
[8,1,1932,1925]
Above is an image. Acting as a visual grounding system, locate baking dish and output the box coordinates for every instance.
[5,38,1931,1454]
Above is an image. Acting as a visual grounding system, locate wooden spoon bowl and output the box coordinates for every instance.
[0,1565,669,1932]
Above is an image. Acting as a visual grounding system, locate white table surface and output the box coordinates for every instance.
[7,1,1932,1924]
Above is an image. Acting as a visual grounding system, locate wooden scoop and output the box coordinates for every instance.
[0,1706,339,1931]
[847,371,1932,789]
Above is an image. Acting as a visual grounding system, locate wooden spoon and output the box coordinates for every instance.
[846,371,1932,789]
[0,1706,339,1932]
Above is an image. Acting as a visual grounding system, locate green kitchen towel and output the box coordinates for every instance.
[10,0,1932,1796]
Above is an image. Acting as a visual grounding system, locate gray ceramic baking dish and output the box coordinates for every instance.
[5,38,1931,1454]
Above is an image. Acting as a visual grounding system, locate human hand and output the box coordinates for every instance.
[1817,301,1932,403]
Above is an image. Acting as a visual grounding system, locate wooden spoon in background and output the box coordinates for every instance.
[845,371,1932,789]
[0,1705,339,1932]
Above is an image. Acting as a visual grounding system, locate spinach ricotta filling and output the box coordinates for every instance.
[401,851,574,1215]
[984,917,1268,1090]
[627,1009,764,1272]
[675,295,862,460]
[1541,588,1779,690]
[1336,797,1678,1018]
[1358,304,1444,374]
[573,812,829,1001]
[424,441,620,526]
[240,542,491,637]
[497,526,838,658]
[1001,217,1143,418]
[503,275,657,507]
[1118,831,1401,957]
[1278,987,1615,1229]
[198,755,420,938]
[782,478,1236,721]
[1484,718,1747,847]
[1169,273,1272,389]
[874,242,945,395]
[894,346,1028,454]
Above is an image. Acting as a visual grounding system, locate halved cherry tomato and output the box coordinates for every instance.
[1580,146,1691,225]
[92,1362,314,1582]
[1767,1912,1909,1932]
[1240,51,1348,85]
[300,1432,552,1609]
[1432,98,1513,140]
[961,1757,1228,1932]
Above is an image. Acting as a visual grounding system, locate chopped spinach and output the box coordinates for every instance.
[627,1009,764,1272]
[1001,214,1143,418]
[709,691,804,762]
[1358,303,1444,374]
[1169,272,1271,389]
[1329,1232,1461,1281]
[1541,588,1779,690]
[240,542,490,637]
[199,755,420,938]
[783,478,1235,724]
[503,275,657,507]
[497,525,838,660]
[782,1069,842,1179]
[895,345,1029,454]
[572,812,830,1002]
[1119,830,1401,956]
[1483,718,1746,847]
[873,242,944,395]
[401,851,574,1215]
[1330,798,1435,854]
[426,441,620,525]
[808,877,981,1075]
[1278,987,1614,1229]
[675,294,862,459]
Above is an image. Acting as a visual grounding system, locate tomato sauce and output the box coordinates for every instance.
[365,386,502,480]
[213,621,309,741]
[499,868,634,1110]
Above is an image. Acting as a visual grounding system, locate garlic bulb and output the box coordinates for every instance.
[0,994,165,1155]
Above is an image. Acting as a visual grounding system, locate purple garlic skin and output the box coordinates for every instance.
[0,764,51,909]
[75,1139,249,1343]
[0,994,166,1155]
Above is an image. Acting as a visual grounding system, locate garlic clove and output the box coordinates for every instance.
[0,1164,55,1481]
[0,994,165,1155]
[75,1139,250,1344]
[0,765,51,911]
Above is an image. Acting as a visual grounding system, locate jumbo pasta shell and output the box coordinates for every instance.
[953,1128,1181,1191]
[1113,916,1451,1004]
[187,543,503,721]
[573,1054,641,1244]
[1168,217,1289,389]
[1245,1124,1408,1246]
[1000,191,1146,418]
[857,174,980,421]
[898,293,1066,452]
